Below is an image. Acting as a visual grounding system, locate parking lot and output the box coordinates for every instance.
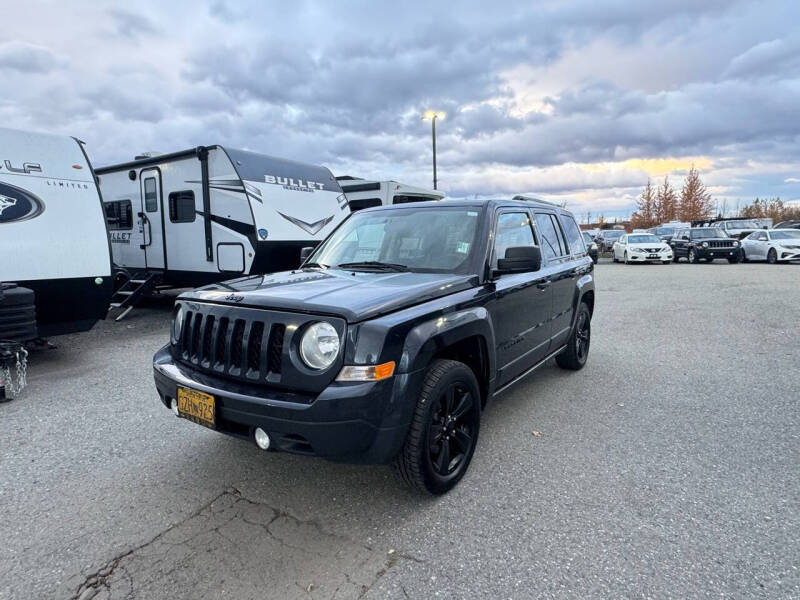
[1,260,798,599]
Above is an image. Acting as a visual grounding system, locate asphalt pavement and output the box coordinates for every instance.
[1,261,798,599]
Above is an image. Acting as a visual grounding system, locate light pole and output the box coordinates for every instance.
[423,111,445,190]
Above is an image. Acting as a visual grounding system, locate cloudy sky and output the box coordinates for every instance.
[2,0,798,219]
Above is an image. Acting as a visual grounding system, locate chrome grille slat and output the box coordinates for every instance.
[214,317,229,369]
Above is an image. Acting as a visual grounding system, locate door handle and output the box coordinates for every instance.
[537,281,551,290]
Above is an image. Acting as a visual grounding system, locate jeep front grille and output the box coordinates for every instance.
[178,310,285,381]
[709,240,735,248]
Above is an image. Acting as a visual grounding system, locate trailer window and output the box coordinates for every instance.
[144,177,158,212]
[105,200,133,230]
[393,195,438,204]
[348,198,382,212]
[169,191,196,223]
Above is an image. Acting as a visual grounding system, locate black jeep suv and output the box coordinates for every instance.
[153,199,595,494]
[670,227,741,263]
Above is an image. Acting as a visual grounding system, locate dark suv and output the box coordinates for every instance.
[670,228,741,263]
[153,199,595,494]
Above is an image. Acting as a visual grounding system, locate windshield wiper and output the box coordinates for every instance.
[302,262,329,269]
[336,261,408,272]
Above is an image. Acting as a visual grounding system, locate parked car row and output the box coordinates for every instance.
[606,226,800,264]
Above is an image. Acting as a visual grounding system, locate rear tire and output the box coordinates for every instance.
[392,360,481,495]
[556,303,591,371]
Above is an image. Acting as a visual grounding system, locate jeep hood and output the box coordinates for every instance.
[182,269,479,322]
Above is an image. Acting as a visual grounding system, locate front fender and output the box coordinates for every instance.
[399,306,495,376]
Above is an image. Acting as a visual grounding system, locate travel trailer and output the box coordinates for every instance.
[336,177,444,211]
[0,127,112,339]
[96,147,349,296]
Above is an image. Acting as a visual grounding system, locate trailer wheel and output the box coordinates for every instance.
[113,270,131,292]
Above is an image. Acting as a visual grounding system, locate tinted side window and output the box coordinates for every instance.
[560,215,585,256]
[144,177,158,212]
[104,200,133,230]
[169,191,196,223]
[495,212,536,262]
[535,213,567,260]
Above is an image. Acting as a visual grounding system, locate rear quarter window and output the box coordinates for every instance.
[560,214,585,256]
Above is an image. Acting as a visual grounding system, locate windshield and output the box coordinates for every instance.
[724,220,759,229]
[653,227,674,235]
[628,234,661,244]
[603,230,624,238]
[771,230,800,240]
[690,228,727,239]
[309,206,481,273]
[582,232,594,243]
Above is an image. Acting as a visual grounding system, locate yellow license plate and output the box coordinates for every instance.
[177,387,216,429]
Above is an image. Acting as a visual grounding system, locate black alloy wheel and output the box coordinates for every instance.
[392,360,481,495]
[768,248,778,264]
[556,302,591,370]
[427,383,477,479]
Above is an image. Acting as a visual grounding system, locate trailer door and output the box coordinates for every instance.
[139,169,166,270]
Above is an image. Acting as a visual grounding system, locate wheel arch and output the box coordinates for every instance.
[401,309,495,408]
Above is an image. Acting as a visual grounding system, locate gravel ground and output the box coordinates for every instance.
[1,262,798,599]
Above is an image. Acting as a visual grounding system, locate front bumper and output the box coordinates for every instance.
[625,251,673,262]
[694,246,740,260]
[153,345,420,464]
[776,248,800,261]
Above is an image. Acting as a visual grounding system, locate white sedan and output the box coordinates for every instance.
[741,229,800,263]
[612,233,673,264]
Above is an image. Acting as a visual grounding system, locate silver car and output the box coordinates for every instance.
[741,229,800,263]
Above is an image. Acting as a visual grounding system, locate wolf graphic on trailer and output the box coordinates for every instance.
[96,146,350,289]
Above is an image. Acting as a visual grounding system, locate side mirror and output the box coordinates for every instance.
[299,246,315,263]
[495,246,542,275]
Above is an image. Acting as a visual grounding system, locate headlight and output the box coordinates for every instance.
[732,241,739,247]
[662,246,671,253]
[702,242,709,248]
[299,321,340,370]
[631,247,644,253]
[591,243,598,250]
[171,304,184,344]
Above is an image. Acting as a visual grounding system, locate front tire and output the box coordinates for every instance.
[556,303,591,371]
[392,359,481,495]
[689,248,699,264]
[741,248,748,263]
[624,251,629,264]
[767,248,778,264]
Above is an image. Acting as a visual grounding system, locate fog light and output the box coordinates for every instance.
[170,398,179,416]
[254,427,270,450]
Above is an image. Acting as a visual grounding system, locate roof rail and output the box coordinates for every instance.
[512,195,562,207]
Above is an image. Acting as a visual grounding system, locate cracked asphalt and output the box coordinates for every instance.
[1,262,798,599]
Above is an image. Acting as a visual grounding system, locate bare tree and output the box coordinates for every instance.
[656,175,678,223]
[630,179,657,229]
[678,165,714,222]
